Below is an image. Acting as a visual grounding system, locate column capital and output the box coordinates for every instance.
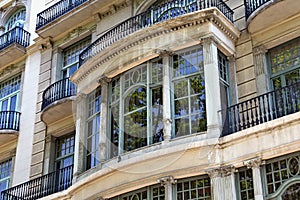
[206,165,235,178]
[155,49,174,57]
[253,45,267,56]
[200,34,221,46]
[227,54,236,63]
[39,38,53,51]
[98,76,111,85]
[243,158,265,169]
[157,176,177,186]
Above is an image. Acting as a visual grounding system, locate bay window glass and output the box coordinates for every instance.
[172,47,206,137]
[5,8,26,31]
[109,58,163,157]
[62,37,90,78]
[0,159,12,194]
[269,37,300,90]
[86,87,101,169]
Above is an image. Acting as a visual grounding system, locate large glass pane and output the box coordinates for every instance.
[124,108,147,151]
[124,87,147,113]
[152,87,163,143]
[110,104,119,158]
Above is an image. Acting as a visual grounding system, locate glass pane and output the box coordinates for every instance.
[110,104,119,158]
[9,95,17,111]
[1,99,8,111]
[174,80,188,98]
[124,108,147,151]
[285,70,300,86]
[174,98,189,118]
[175,117,189,137]
[124,87,147,114]
[152,87,163,143]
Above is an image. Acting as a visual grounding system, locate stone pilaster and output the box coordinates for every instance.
[253,46,269,95]
[159,50,173,142]
[98,77,110,162]
[73,93,87,180]
[201,35,222,138]
[207,165,236,200]
[30,38,53,179]
[228,55,238,105]
[243,158,265,200]
[157,176,176,200]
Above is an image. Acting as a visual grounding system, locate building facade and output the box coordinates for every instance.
[0,0,299,199]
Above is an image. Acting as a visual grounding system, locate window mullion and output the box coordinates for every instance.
[119,76,124,155]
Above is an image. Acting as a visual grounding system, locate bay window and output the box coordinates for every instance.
[172,47,206,137]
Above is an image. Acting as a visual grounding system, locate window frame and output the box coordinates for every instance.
[0,159,12,195]
[236,167,255,200]
[171,46,206,137]
[108,58,163,158]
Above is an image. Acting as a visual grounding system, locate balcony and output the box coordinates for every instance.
[0,111,21,146]
[41,78,76,125]
[35,0,118,38]
[0,27,30,67]
[245,0,300,34]
[221,82,300,136]
[79,0,234,66]
[1,165,73,200]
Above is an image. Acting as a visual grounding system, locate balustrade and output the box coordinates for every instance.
[222,82,300,136]
[244,0,271,19]
[0,27,30,51]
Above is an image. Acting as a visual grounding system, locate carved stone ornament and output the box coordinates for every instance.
[243,158,265,169]
[206,165,235,178]
[157,176,177,186]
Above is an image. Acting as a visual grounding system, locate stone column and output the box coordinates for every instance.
[201,35,222,138]
[73,93,87,180]
[253,46,269,95]
[157,176,176,200]
[243,158,264,200]
[159,50,173,142]
[98,77,110,162]
[207,165,236,200]
[228,55,238,105]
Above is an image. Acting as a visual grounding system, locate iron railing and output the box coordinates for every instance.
[221,82,300,136]
[0,111,21,131]
[0,27,30,51]
[1,165,73,200]
[36,0,88,30]
[79,0,233,66]
[41,78,76,110]
[244,0,271,19]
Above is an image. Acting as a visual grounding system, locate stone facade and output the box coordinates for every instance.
[0,0,299,200]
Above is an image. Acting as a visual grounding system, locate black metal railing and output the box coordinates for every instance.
[244,0,271,19]
[221,82,300,136]
[0,27,30,51]
[79,0,233,66]
[36,0,88,30]
[1,165,73,200]
[41,78,76,110]
[0,111,21,131]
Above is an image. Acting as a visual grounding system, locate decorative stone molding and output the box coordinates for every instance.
[206,165,235,178]
[157,49,174,57]
[96,0,130,20]
[200,34,221,46]
[39,39,53,51]
[243,158,265,169]
[253,46,267,76]
[157,176,177,186]
[98,76,111,86]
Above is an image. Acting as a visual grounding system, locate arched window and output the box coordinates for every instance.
[109,59,163,157]
[5,8,26,31]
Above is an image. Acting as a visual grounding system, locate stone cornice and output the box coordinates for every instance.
[71,8,240,85]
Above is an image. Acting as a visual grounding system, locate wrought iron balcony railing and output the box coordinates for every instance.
[244,0,271,19]
[36,0,88,30]
[79,0,233,66]
[1,165,73,200]
[221,81,300,136]
[42,78,77,110]
[0,111,21,131]
[0,27,30,51]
